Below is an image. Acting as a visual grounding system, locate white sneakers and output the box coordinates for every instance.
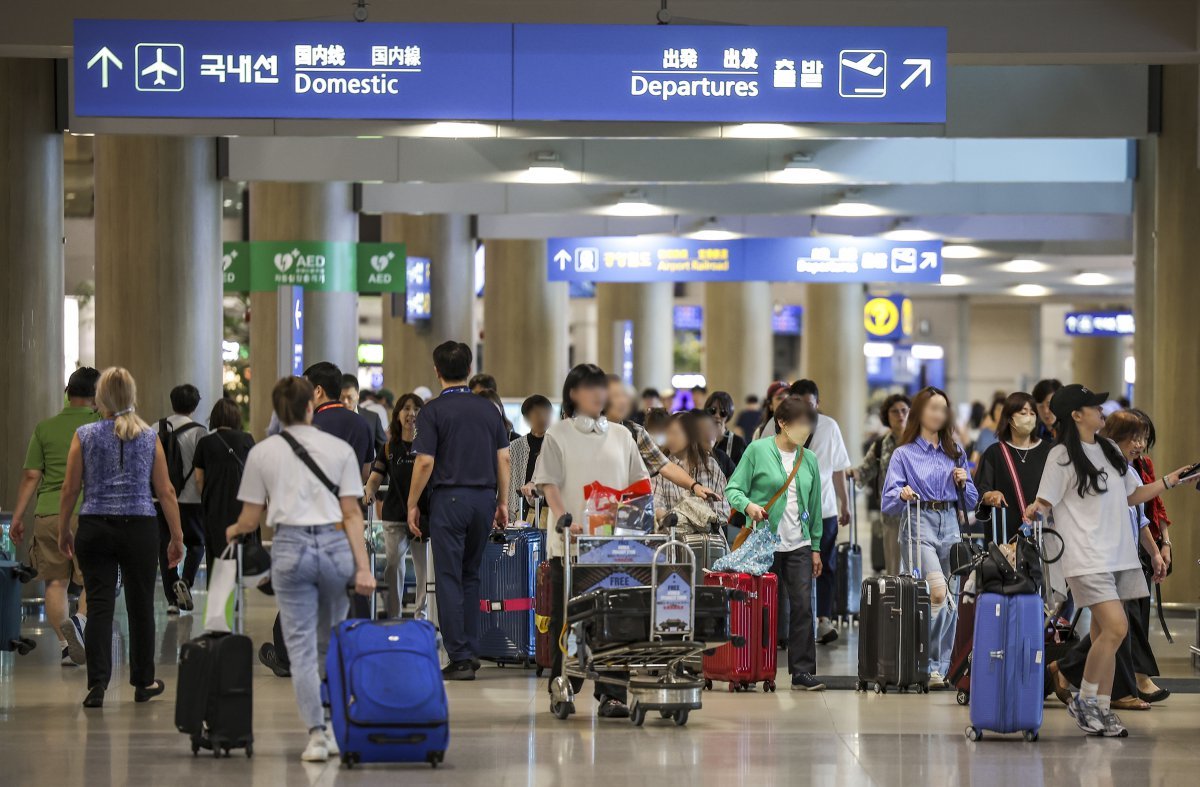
[300,729,340,762]
[928,671,947,689]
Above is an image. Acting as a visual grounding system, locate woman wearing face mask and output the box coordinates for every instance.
[726,396,825,692]
[853,393,910,576]
[533,364,648,719]
[652,412,731,521]
[753,381,791,440]
[881,386,978,689]
[362,393,431,619]
[643,407,672,450]
[1024,385,1190,737]
[973,392,1052,544]
[704,391,746,466]
[509,394,554,525]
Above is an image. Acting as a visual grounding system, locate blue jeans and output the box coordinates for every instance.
[898,506,959,676]
[271,525,354,731]
[430,486,495,663]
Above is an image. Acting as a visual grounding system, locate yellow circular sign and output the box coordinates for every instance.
[864,297,900,337]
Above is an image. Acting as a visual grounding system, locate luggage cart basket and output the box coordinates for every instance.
[548,514,730,727]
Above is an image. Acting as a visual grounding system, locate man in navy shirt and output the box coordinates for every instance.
[408,341,511,680]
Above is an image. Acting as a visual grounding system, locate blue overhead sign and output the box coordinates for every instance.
[74,20,945,124]
[1064,311,1134,337]
[514,25,945,123]
[547,237,942,284]
[73,20,512,119]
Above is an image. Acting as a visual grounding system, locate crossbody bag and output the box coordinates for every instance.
[730,438,810,550]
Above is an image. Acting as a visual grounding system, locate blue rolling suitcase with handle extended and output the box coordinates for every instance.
[326,618,448,768]
[477,524,544,666]
[965,592,1044,742]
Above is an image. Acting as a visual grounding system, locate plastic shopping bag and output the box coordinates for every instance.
[712,525,779,576]
[203,544,238,633]
[583,479,654,535]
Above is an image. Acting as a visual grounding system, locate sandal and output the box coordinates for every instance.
[1047,662,1072,706]
[1111,696,1151,711]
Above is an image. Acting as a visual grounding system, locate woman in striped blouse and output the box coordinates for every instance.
[652,411,731,522]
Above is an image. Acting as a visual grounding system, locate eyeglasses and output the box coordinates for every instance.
[706,407,729,418]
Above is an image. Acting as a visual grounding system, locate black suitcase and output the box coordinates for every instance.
[834,479,863,622]
[568,586,730,645]
[175,542,254,757]
[856,499,931,694]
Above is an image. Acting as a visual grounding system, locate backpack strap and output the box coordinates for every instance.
[280,431,340,501]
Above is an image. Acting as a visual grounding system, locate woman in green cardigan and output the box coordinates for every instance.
[725,395,825,691]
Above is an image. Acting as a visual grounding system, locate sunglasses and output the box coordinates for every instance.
[706,407,729,418]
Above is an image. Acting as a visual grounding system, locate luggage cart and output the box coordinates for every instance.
[548,514,732,727]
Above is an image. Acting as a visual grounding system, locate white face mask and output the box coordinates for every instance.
[784,424,811,446]
[1011,413,1037,435]
[573,415,609,435]
[653,432,668,447]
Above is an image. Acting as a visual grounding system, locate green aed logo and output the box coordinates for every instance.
[222,241,404,293]
[356,243,406,294]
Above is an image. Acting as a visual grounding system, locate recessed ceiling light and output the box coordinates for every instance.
[826,200,881,217]
[774,153,835,184]
[417,121,495,138]
[690,229,740,241]
[1012,284,1050,297]
[608,190,660,217]
[725,123,797,139]
[941,244,985,259]
[516,151,577,184]
[1002,258,1049,274]
[939,274,969,287]
[1072,272,1112,286]
[883,229,939,242]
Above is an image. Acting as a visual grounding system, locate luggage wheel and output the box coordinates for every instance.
[341,752,361,768]
[874,682,886,695]
[427,751,445,767]
[965,726,981,742]
[703,679,713,691]
[13,638,36,656]
[956,690,969,706]
[245,743,253,758]
[763,679,776,693]
[1023,730,1038,742]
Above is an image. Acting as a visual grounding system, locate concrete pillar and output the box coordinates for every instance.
[703,282,773,405]
[379,214,475,394]
[482,239,569,398]
[248,182,357,437]
[595,282,673,390]
[1070,311,1127,397]
[1149,65,1200,603]
[801,283,866,461]
[0,59,62,506]
[1133,137,1157,409]
[94,135,221,423]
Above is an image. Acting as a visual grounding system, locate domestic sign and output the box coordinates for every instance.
[75,20,945,124]
[249,241,356,292]
[406,256,432,322]
[547,237,942,284]
[1064,311,1134,337]
[74,19,512,119]
[355,243,406,294]
[514,25,945,123]
[864,294,913,340]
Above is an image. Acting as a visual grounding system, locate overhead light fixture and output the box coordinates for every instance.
[939,274,969,287]
[688,217,741,241]
[774,153,835,184]
[883,229,939,242]
[1072,271,1112,286]
[608,189,661,217]
[1002,258,1049,274]
[356,135,384,140]
[725,123,797,139]
[1012,284,1050,297]
[417,121,495,138]
[941,244,985,260]
[517,151,577,184]
[826,200,881,217]
[863,342,895,358]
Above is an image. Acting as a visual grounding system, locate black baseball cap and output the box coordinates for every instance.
[1050,384,1108,425]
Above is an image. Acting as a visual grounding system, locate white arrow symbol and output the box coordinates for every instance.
[294,297,303,331]
[86,46,124,89]
[553,249,571,270]
[900,58,931,90]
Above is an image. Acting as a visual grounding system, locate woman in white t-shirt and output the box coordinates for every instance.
[1025,385,1189,738]
[533,364,648,720]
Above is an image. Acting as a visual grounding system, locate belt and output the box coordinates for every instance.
[279,523,342,533]
[921,500,956,511]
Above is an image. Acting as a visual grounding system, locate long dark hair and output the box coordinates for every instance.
[387,393,424,459]
[899,386,962,462]
[669,411,711,477]
[995,392,1036,443]
[561,364,608,418]
[1055,410,1127,498]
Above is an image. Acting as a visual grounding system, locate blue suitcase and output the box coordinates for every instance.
[0,551,36,655]
[477,526,543,666]
[325,618,448,768]
[965,592,1044,742]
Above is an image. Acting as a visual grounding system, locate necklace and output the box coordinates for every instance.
[1007,441,1034,463]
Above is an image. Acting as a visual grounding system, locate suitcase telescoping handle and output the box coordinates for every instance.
[905,495,922,578]
[846,476,857,547]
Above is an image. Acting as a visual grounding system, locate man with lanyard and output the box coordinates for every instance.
[604,375,719,502]
[258,361,375,678]
[407,341,511,680]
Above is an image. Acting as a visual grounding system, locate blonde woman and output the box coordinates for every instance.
[58,368,185,709]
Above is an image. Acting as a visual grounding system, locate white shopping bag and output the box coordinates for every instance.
[203,544,239,633]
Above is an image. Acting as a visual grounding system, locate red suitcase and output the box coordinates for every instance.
[702,572,778,692]
[534,560,553,676]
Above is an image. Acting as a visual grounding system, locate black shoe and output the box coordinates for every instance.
[134,679,165,703]
[470,658,482,671]
[1138,688,1171,704]
[597,698,630,718]
[258,643,291,678]
[442,660,476,681]
[791,673,826,691]
[816,620,839,645]
[256,576,275,596]
[82,685,105,708]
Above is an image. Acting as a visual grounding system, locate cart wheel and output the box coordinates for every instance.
[673,709,689,726]
[956,690,969,706]
[1023,730,1038,742]
[764,679,776,693]
[659,709,672,719]
[550,700,575,720]
[965,726,981,742]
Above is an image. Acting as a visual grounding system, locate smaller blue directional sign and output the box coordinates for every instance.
[547,237,942,284]
[1064,311,1134,337]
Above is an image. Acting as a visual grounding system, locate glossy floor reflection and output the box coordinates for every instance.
[1,591,1198,787]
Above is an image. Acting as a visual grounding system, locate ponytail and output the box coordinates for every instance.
[96,367,151,441]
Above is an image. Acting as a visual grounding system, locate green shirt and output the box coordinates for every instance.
[24,405,101,516]
[725,436,824,546]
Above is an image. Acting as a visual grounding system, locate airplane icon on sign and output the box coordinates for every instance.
[141,48,178,85]
[841,52,883,77]
[135,43,184,91]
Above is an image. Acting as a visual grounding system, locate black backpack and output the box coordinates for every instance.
[159,419,203,495]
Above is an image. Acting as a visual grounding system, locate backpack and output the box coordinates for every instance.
[159,419,203,495]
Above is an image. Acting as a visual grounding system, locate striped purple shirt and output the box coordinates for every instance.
[881,436,978,516]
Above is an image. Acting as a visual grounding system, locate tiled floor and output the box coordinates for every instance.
[2,586,1199,787]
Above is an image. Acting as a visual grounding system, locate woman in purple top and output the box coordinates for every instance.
[881,386,978,687]
[57,367,185,709]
